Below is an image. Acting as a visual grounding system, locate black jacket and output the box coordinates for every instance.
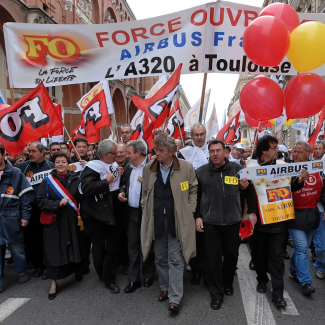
[37,170,82,266]
[195,159,244,226]
[16,159,54,203]
[80,166,115,226]
[246,158,304,233]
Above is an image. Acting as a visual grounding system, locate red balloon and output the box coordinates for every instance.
[240,76,284,121]
[259,3,300,33]
[284,73,325,119]
[245,115,273,128]
[243,16,290,67]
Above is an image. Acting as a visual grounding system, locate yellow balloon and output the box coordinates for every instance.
[287,21,325,72]
[241,139,247,145]
[269,119,296,126]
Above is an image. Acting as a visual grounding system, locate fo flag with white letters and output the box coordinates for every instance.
[0,83,63,156]
[308,108,325,147]
[166,99,186,140]
[216,111,241,145]
[80,90,111,137]
[72,125,86,140]
[131,64,181,139]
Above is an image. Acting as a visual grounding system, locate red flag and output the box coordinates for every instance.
[80,90,110,137]
[166,99,186,140]
[0,83,64,156]
[308,108,325,146]
[49,104,63,137]
[87,132,100,144]
[72,125,86,140]
[131,64,182,139]
[216,112,241,145]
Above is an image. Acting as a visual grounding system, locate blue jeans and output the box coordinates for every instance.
[0,243,27,288]
[314,213,325,271]
[289,228,314,287]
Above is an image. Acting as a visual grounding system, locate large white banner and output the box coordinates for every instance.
[5,1,325,88]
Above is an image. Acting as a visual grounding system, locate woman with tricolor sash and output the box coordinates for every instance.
[37,151,84,300]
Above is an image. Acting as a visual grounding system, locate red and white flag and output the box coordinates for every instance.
[166,99,186,140]
[308,108,325,146]
[80,90,111,137]
[72,125,86,140]
[216,111,241,145]
[0,83,63,156]
[49,104,64,138]
[131,64,182,139]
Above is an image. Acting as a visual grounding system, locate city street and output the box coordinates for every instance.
[0,244,324,325]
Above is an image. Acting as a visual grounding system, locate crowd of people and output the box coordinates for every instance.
[0,123,325,313]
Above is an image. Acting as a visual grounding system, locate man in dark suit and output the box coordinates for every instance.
[118,140,155,293]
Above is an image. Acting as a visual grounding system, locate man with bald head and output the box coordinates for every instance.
[121,125,133,145]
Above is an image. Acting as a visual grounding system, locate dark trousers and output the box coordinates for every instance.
[204,222,241,300]
[255,231,286,298]
[84,218,119,286]
[189,231,205,276]
[24,207,43,269]
[127,207,155,282]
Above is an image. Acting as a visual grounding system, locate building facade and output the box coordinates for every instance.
[0,0,191,141]
[228,0,325,148]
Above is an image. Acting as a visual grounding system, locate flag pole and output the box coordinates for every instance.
[198,73,208,123]
[64,126,81,161]
[10,88,15,104]
[251,122,261,159]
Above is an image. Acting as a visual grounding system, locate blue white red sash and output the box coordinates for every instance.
[45,174,80,215]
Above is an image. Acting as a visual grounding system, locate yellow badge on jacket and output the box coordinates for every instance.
[137,177,143,182]
[225,176,238,185]
[180,181,189,191]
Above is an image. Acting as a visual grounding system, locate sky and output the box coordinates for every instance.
[127,0,264,124]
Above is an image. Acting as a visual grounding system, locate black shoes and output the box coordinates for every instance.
[249,260,256,271]
[210,299,223,310]
[256,282,267,293]
[302,284,315,295]
[272,297,287,308]
[48,282,58,300]
[224,287,233,296]
[106,282,120,293]
[34,268,43,278]
[289,273,300,284]
[191,274,201,285]
[124,282,142,293]
[75,272,83,282]
[143,278,153,287]
[42,270,48,280]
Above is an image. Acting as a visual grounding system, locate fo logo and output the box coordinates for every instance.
[23,35,82,66]
[69,165,77,171]
[266,186,292,202]
[312,162,323,170]
[5,187,14,195]
[26,171,34,178]
[256,169,267,176]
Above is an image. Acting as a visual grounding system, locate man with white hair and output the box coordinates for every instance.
[80,139,120,293]
[178,123,209,286]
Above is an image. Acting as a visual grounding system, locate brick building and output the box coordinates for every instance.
[0,0,191,140]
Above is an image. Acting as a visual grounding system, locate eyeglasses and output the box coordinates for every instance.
[192,133,206,138]
[108,152,117,155]
[116,151,126,154]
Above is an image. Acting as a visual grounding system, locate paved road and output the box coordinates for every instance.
[0,244,324,325]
